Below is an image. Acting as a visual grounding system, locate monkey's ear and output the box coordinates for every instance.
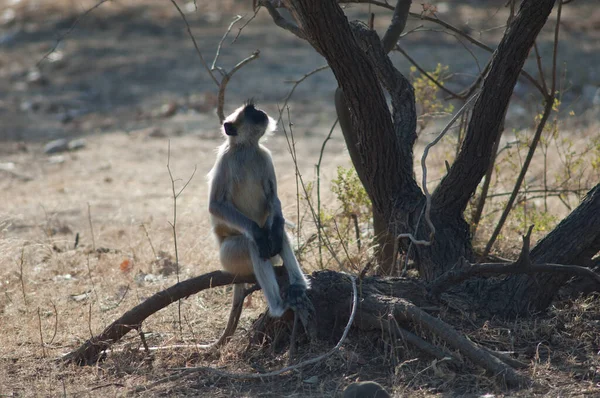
[224,122,238,136]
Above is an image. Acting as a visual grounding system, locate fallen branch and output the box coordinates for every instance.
[132,275,358,393]
[388,297,527,387]
[61,270,270,365]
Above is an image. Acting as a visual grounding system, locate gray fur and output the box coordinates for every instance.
[208,103,309,325]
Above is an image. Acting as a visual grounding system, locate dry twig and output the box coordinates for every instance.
[169,0,219,87]
[38,0,111,66]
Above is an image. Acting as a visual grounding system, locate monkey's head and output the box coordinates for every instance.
[223,100,276,144]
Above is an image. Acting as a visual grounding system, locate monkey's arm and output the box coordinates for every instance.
[210,200,271,259]
[265,178,285,257]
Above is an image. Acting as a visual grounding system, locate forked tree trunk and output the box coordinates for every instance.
[277,0,598,317]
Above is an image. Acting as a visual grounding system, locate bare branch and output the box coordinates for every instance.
[381,0,412,54]
[431,227,600,296]
[418,92,480,243]
[276,65,329,124]
[259,0,307,40]
[212,15,244,71]
[382,317,459,363]
[341,0,545,96]
[433,0,555,216]
[61,270,283,365]
[389,296,526,387]
[38,0,111,67]
[169,0,219,87]
[470,129,501,236]
[482,80,555,255]
[232,10,260,44]
[550,0,563,97]
[217,50,261,123]
[533,42,549,96]
[394,45,461,100]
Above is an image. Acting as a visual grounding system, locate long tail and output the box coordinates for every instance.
[211,283,245,348]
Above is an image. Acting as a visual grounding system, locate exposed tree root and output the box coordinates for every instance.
[430,226,600,297]
[63,269,531,388]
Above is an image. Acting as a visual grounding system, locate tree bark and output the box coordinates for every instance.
[433,0,556,216]
[461,183,600,317]
[285,0,557,282]
[275,0,598,318]
[287,0,422,222]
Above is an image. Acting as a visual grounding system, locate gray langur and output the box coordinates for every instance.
[207,101,310,346]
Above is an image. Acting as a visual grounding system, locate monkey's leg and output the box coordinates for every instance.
[211,236,255,347]
[212,284,245,348]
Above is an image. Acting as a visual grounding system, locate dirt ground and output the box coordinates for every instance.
[1,0,599,396]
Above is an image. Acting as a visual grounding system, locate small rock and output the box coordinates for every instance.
[1,9,15,26]
[148,128,166,138]
[67,138,86,151]
[53,274,74,282]
[70,291,90,302]
[44,139,69,154]
[343,381,390,398]
[44,138,86,154]
[0,162,15,171]
[159,101,178,118]
[26,67,48,86]
[48,155,66,164]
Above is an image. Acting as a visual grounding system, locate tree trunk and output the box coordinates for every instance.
[460,183,600,317]
[277,0,599,317]
[286,0,556,282]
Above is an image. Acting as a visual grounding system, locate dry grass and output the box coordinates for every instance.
[1,0,599,396]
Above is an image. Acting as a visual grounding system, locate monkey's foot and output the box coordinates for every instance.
[284,284,315,337]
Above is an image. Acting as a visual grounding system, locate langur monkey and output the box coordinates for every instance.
[207,101,310,346]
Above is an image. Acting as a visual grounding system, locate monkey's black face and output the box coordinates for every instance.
[243,104,268,126]
[223,122,237,136]
[223,102,272,140]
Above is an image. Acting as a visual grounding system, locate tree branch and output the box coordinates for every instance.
[259,0,307,40]
[395,45,462,100]
[169,0,219,87]
[217,50,261,123]
[387,297,526,387]
[432,0,556,216]
[340,1,546,96]
[482,93,554,257]
[61,270,281,365]
[381,0,412,53]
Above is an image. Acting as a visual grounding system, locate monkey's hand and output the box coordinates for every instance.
[268,215,285,257]
[252,224,271,260]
